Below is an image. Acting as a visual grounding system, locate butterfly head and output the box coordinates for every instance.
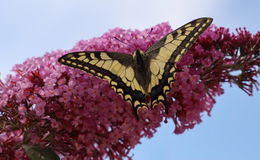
[133,50,144,56]
[133,50,145,65]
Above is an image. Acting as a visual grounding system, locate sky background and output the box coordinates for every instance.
[0,0,259,160]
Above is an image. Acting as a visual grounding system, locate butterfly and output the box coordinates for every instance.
[58,17,213,119]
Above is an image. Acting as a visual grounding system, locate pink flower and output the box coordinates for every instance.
[0,21,259,160]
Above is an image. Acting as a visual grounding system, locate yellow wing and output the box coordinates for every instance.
[58,51,147,119]
[145,17,213,113]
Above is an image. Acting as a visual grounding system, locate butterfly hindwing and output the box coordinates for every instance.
[145,18,213,112]
[58,51,147,118]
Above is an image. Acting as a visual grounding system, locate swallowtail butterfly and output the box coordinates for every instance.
[59,17,213,119]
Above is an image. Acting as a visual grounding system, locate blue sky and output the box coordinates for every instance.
[0,0,259,160]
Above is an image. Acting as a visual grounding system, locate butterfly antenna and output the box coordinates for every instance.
[143,28,153,40]
[114,36,136,50]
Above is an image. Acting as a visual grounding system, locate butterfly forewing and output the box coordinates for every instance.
[145,18,213,112]
[58,51,147,119]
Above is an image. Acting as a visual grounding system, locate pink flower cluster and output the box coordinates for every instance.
[0,22,259,159]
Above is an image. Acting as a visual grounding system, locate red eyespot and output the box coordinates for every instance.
[145,94,151,107]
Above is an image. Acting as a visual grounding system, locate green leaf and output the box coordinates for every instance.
[22,144,60,160]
